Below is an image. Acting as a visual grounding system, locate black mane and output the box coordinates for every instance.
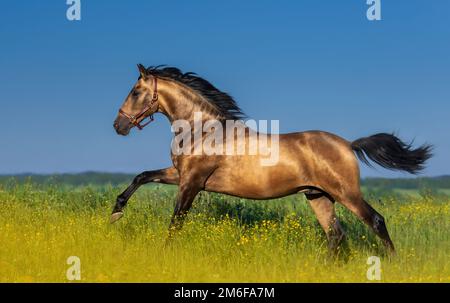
[144,66,246,120]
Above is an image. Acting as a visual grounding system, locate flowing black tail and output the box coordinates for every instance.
[351,133,433,174]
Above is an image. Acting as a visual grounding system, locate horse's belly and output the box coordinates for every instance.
[204,163,302,199]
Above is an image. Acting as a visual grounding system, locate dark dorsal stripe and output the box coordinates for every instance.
[144,66,246,121]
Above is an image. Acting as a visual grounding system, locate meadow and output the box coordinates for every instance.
[0,178,448,283]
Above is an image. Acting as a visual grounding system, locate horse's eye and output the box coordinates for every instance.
[132,90,139,97]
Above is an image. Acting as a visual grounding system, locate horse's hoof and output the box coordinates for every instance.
[110,212,124,224]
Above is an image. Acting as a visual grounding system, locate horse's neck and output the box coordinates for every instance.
[160,88,220,124]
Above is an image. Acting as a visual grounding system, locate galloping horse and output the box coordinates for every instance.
[112,64,432,254]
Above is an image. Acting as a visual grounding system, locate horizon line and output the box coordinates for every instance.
[1,171,449,180]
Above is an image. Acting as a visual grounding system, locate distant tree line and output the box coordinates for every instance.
[361,176,450,189]
[0,172,135,187]
[1,173,450,189]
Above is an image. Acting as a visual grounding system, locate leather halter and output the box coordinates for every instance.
[118,76,159,130]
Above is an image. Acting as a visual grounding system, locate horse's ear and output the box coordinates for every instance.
[137,64,147,78]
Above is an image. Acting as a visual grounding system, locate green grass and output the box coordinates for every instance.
[0,182,448,282]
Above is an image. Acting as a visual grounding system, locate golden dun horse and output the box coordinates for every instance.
[112,64,432,255]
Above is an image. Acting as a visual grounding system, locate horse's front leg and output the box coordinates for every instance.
[166,171,210,240]
[110,167,179,223]
[168,183,201,233]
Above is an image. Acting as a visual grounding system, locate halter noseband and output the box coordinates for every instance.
[118,76,159,130]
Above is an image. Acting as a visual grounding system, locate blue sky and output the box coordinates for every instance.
[1,1,449,177]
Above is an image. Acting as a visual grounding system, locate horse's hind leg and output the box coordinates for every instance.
[339,195,395,254]
[306,193,345,255]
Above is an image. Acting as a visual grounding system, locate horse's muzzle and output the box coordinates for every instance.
[114,116,132,136]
